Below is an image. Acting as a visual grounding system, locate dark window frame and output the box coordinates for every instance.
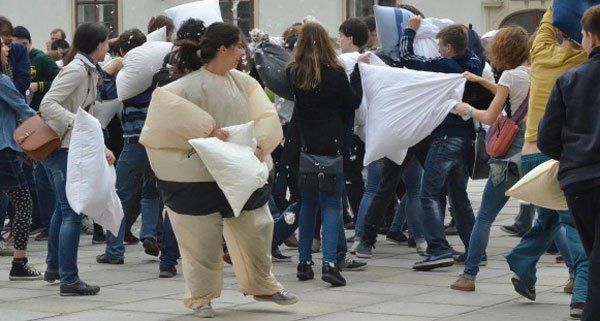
[74,0,119,37]
[219,0,254,36]
[500,9,546,34]
[346,0,397,18]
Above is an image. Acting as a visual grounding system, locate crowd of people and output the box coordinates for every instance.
[1,1,600,320]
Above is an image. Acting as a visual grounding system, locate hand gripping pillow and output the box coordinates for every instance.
[188,122,269,217]
[506,160,568,211]
[147,26,167,42]
[140,87,216,150]
[116,41,173,101]
[66,108,124,234]
[165,0,223,29]
[554,0,600,44]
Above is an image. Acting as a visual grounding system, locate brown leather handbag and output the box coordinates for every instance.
[13,113,62,161]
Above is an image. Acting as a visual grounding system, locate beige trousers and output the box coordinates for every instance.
[167,205,284,309]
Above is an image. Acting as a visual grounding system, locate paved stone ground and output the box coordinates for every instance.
[0,180,575,321]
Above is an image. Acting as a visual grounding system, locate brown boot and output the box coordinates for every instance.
[564,278,574,294]
[450,275,475,292]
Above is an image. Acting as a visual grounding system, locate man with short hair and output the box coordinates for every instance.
[0,16,30,97]
[46,28,66,51]
[147,15,175,42]
[538,5,600,320]
[363,15,378,50]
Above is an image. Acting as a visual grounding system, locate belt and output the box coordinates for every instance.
[123,136,140,144]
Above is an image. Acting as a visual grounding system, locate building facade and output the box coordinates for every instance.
[2,0,549,53]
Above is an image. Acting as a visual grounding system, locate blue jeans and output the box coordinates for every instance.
[506,153,588,304]
[421,136,475,256]
[354,159,384,240]
[272,202,300,248]
[105,142,160,260]
[464,160,520,278]
[33,163,55,230]
[299,176,344,264]
[43,149,81,284]
[159,212,180,270]
[391,157,425,241]
[514,203,535,234]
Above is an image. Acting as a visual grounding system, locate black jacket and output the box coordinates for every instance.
[538,47,600,191]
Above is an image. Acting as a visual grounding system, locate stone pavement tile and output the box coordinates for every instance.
[163,289,252,305]
[233,300,352,316]
[0,296,112,314]
[439,301,572,321]
[521,291,571,305]
[403,288,517,307]
[54,287,173,303]
[269,278,332,294]
[354,301,478,318]
[331,281,439,296]
[304,311,435,321]
[366,257,419,269]
[77,269,156,286]
[105,278,185,295]
[36,310,173,321]
[166,309,306,321]
[482,274,569,287]
[473,282,555,296]
[0,287,54,301]
[0,308,58,321]
[296,288,394,306]
[109,298,192,315]
[379,272,461,286]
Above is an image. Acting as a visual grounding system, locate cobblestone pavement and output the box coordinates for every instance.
[0,181,574,321]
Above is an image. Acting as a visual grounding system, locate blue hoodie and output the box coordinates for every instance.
[8,43,31,97]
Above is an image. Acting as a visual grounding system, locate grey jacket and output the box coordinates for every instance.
[39,53,99,148]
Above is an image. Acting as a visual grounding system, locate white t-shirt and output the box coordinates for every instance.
[498,65,530,115]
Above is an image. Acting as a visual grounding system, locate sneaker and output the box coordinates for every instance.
[159,267,177,278]
[511,276,536,301]
[9,259,43,281]
[92,234,106,245]
[450,275,475,292]
[349,240,360,254]
[570,302,584,319]
[143,238,160,257]
[454,253,487,266]
[60,280,100,296]
[194,303,215,318]
[355,242,373,259]
[296,261,314,281]
[386,231,408,244]
[501,225,524,237]
[80,215,94,235]
[416,240,428,255]
[445,225,458,236]
[564,278,574,294]
[29,227,45,235]
[272,248,292,262]
[338,257,367,271]
[283,235,299,248]
[322,263,346,286]
[34,230,48,242]
[44,270,59,283]
[0,240,14,256]
[124,233,139,245]
[96,254,124,264]
[254,289,299,305]
[311,238,321,253]
[413,252,454,271]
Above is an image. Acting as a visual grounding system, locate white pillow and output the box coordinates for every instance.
[116,41,173,101]
[66,108,124,234]
[91,98,123,129]
[506,160,568,211]
[165,0,223,29]
[147,26,167,42]
[188,122,269,217]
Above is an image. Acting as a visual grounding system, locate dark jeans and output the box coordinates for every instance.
[272,202,300,248]
[362,137,431,246]
[566,184,600,320]
[420,136,475,256]
[159,212,180,270]
[32,163,55,230]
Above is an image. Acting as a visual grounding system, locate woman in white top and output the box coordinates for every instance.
[450,26,531,292]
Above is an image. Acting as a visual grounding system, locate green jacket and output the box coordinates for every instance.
[29,48,59,110]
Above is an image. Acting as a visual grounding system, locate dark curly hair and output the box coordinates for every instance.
[487,26,530,71]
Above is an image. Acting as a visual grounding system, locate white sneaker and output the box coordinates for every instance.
[194,303,215,318]
[0,240,14,256]
[80,215,94,235]
[416,240,428,256]
[254,289,299,305]
[349,240,360,254]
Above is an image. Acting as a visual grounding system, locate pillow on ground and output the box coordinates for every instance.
[165,0,223,29]
[360,63,465,166]
[188,121,269,217]
[116,41,173,101]
[506,160,568,211]
[553,0,600,44]
[66,108,123,234]
[147,26,167,42]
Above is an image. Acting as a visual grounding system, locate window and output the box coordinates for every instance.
[220,0,254,36]
[347,0,397,18]
[75,0,118,38]
[500,9,545,34]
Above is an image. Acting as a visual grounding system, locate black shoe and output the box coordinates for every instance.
[92,234,106,245]
[407,236,416,248]
[377,226,389,235]
[445,225,458,236]
[338,257,367,271]
[29,226,45,235]
[159,267,177,278]
[96,253,124,264]
[500,225,524,237]
[272,248,292,262]
[386,231,408,244]
[322,263,346,286]
[344,221,355,230]
[454,253,487,266]
[143,238,160,257]
[297,261,314,281]
[9,258,43,281]
[44,270,59,283]
[511,276,536,301]
[60,280,100,296]
[35,230,48,242]
[413,252,455,271]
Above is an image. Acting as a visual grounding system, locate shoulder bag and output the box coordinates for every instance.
[485,90,529,159]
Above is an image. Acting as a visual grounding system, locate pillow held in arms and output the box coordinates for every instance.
[188,122,269,217]
[140,87,216,151]
[506,160,568,211]
[116,41,173,101]
[165,0,223,29]
[147,26,167,42]
[253,40,293,100]
[553,0,600,44]
[360,63,465,166]
[66,108,124,234]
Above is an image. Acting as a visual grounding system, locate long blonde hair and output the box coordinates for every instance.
[288,22,343,90]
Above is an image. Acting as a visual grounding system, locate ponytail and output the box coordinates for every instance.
[174,39,203,74]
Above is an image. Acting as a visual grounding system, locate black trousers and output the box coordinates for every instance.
[362,137,432,245]
[565,184,600,321]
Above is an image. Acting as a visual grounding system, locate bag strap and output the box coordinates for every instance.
[511,89,530,125]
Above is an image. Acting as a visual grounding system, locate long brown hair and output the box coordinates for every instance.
[288,22,343,90]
